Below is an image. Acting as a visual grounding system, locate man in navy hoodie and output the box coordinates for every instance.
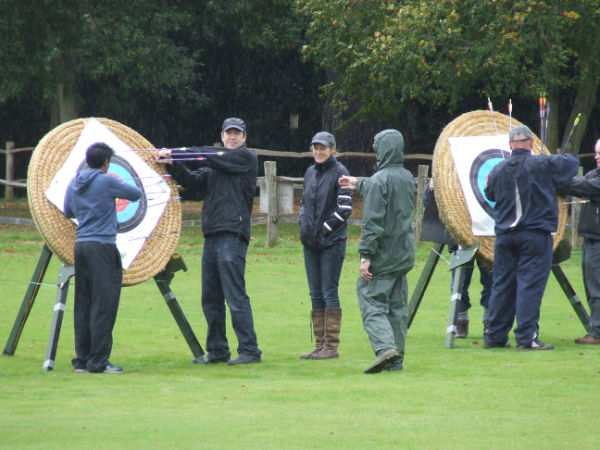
[64,142,142,373]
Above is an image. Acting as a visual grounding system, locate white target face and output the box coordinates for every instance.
[448,134,511,237]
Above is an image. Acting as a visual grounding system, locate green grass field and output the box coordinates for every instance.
[0,222,598,449]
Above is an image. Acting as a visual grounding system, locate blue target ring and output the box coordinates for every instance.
[76,153,147,233]
[469,148,511,216]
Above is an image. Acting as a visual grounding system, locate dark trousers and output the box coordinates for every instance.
[303,241,346,310]
[485,230,552,346]
[582,238,600,338]
[72,241,122,372]
[451,259,492,314]
[201,233,261,359]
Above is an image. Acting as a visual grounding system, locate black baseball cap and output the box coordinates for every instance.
[222,117,246,132]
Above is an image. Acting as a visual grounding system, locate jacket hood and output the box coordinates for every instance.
[373,129,404,169]
[71,169,103,195]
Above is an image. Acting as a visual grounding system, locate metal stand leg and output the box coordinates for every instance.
[43,265,75,371]
[446,265,467,349]
[408,243,444,328]
[552,264,591,333]
[153,254,204,358]
[4,245,53,355]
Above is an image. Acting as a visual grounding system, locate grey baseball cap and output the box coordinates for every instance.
[311,131,336,147]
[222,117,246,132]
[509,125,534,142]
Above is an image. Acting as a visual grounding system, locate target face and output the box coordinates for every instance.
[469,148,511,216]
[76,154,148,233]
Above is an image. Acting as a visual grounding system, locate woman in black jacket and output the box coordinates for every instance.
[299,132,352,359]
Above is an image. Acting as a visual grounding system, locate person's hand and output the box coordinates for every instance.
[152,148,172,164]
[360,260,372,280]
[339,175,357,190]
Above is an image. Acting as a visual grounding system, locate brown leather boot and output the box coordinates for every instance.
[312,307,341,359]
[300,309,325,359]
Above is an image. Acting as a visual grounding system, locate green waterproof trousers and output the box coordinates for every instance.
[357,274,408,361]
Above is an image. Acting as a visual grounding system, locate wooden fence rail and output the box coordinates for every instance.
[1,141,585,249]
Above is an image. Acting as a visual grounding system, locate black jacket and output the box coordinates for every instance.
[559,167,600,240]
[168,145,257,242]
[299,155,352,249]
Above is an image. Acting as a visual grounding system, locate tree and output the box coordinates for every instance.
[298,0,600,154]
[0,0,199,127]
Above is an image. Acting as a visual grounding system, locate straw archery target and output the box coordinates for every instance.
[27,117,182,286]
[432,110,568,265]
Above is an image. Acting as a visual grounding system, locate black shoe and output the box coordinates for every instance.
[483,340,510,349]
[517,338,554,351]
[73,367,88,373]
[103,363,124,373]
[364,348,399,374]
[192,354,229,365]
[228,354,261,365]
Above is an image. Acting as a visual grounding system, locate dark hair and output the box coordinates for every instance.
[86,142,114,169]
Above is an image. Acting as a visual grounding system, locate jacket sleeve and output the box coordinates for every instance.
[322,165,353,234]
[168,161,211,199]
[358,178,386,260]
[179,146,254,174]
[558,170,600,201]
[549,153,580,183]
[108,176,142,201]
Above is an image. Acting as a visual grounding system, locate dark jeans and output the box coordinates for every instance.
[72,241,122,372]
[202,232,261,359]
[582,238,600,338]
[450,259,492,315]
[485,230,552,346]
[303,241,346,310]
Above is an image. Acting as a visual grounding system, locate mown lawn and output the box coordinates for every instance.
[0,222,598,449]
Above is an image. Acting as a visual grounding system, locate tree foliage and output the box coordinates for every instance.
[298,0,600,153]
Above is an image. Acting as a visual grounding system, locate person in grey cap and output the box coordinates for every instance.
[153,117,262,365]
[339,129,415,373]
[299,131,352,360]
[484,125,578,350]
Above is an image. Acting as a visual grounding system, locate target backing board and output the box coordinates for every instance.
[432,110,568,265]
[28,118,181,286]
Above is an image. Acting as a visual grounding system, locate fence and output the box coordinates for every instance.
[1,141,33,200]
[0,141,586,248]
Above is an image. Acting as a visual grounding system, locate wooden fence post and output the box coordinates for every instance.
[414,164,430,242]
[264,161,278,247]
[5,141,15,200]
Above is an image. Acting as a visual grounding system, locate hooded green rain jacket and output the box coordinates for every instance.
[357,129,415,277]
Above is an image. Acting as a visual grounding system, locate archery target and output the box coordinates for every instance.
[432,110,568,265]
[28,117,181,286]
[469,148,510,216]
[76,154,148,233]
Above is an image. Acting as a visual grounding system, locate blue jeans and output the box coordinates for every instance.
[201,232,261,359]
[303,241,346,309]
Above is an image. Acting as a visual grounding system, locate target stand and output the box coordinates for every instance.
[3,245,204,370]
[407,192,591,348]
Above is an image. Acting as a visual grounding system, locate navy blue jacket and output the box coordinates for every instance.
[299,155,352,249]
[484,148,578,234]
[168,145,257,242]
